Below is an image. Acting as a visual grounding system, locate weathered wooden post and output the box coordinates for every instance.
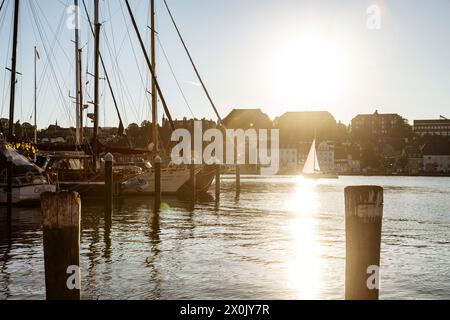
[235,164,241,196]
[215,164,221,201]
[6,155,13,217]
[345,186,384,300]
[154,155,161,211]
[190,159,196,203]
[41,191,81,300]
[104,153,113,223]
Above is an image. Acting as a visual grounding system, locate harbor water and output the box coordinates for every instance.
[0,176,449,299]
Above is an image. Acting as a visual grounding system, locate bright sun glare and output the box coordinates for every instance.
[267,29,346,107]
[286,177,323,299]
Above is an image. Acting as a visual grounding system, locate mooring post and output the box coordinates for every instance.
[6,155,13,217]
[104,153,113,223]
[215,164,221,201]
[235,164,241,196]
[41,191,81,300]
[345,185,384,300]
[154,155,161,211]
[190,159,196,203]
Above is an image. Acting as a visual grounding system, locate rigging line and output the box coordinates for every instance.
[102,29,136,124]
[116,3,150,124]
[103,28,140,125]
[162,0,223,125]
[117,0,158,124]
[33,0,74,75]
[157,36,194,118]
[105,2,130,126]
[118,0,154,122]
[124,0,175,130]
[104,1,141,125]
[0,0,8,33]
[80,0,124,128]
[0,1,13,118]
[28,1,76,134]
[0,0,6,13]
[105,16,138,125]
[24,2,64,127]
[29,0,73,102]
[27,0,71,123]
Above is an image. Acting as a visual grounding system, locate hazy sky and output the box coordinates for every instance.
[0,0,449,129]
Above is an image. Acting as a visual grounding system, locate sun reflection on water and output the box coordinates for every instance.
[286,177,323,299]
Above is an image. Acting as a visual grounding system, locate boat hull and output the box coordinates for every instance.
[121,167,192,195]
[0,183,56,205]
[302,173,339,179]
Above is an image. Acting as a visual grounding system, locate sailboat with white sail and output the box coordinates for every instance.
[302,140,338,179]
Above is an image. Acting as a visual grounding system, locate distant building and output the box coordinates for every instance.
[222,109,273,174]
[403,145,423,174]
[39,123,74,143]
[274,111,337,145]
[422,142,450,172]
[317,141,335,173]
[279,148,298,173]
[351,110,409,137]
[413,118,450,136]
[223,108,273,129]
[334,144,361,174]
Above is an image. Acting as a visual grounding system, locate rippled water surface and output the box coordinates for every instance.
[1,176,449,299]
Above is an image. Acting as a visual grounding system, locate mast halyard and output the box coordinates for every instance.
[124,0,175,131]
[74,0,81,145]
[78,48,84,144]
[151,0,158,160]
[8,0,20,142]
[93,0,100,170]
[34,46,38,144]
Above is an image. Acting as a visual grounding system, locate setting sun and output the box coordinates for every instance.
[266,28,347,107]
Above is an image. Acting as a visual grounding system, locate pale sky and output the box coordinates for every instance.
[0,0,449,129]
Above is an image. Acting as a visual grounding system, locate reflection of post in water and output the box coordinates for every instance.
[85,206,102,290]
[0,211,12,299]
[146,210,161,299]
[103,219,112,262]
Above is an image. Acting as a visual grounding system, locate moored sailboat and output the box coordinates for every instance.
[0,142,55,205]
[302,140,338,179]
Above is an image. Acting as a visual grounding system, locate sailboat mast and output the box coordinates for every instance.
[74,0,81,145]
[313,140,316,171]
[78,48,84,143]
[34,46,37,144]
[150,0,158,159]
[8,0,20,142]
[93,0,100,169]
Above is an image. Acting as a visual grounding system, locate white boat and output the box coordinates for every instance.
[121,166,193,195]
[0,142,56,205]
[120,165,216,195]
[302,140,338,179]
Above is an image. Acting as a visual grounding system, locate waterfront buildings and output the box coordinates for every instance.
[351,110,410,138]
[413,118,450,136]
[422,142,450,173]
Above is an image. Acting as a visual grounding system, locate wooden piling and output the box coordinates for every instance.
[6,155,13,217]
[154,155,161,211]
[345,186,384,300]
[104,153,113,223]
[215,164,221,201]
[41,191,81,300]
[235,164,241,196]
